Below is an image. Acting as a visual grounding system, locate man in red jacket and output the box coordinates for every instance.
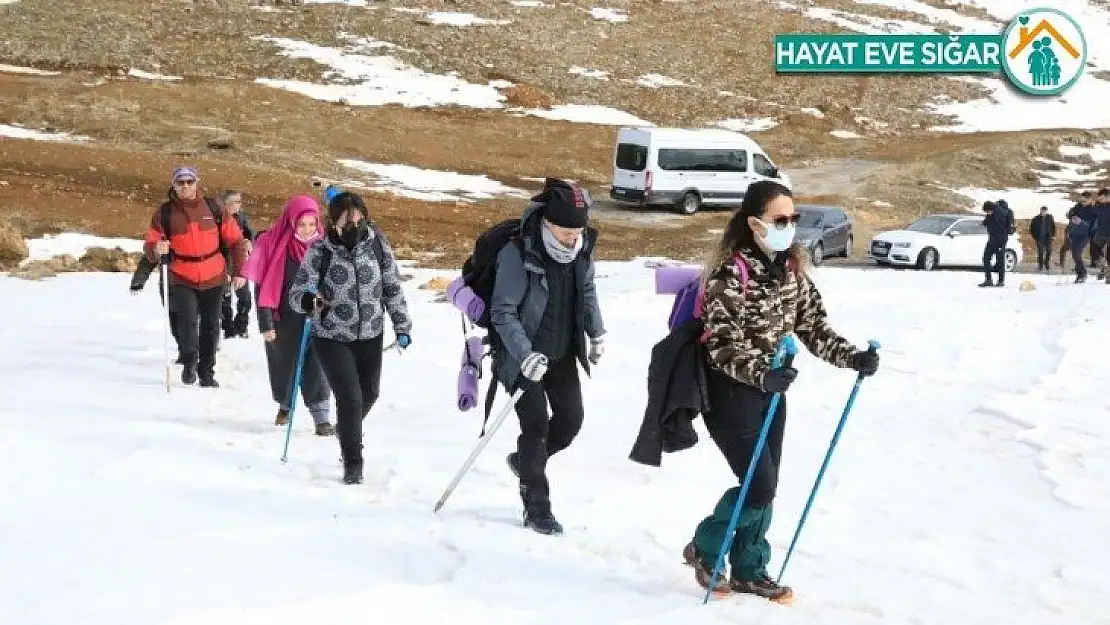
[143,166,249,387]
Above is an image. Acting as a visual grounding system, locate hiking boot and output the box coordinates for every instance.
[506,452,521,478]
[523,508,563,535]
[978,279,994,287]
[682,542,731,596]
[181,364,198,385]
[730,575,794,605]
[343,461,363,485]
[315,422,335,436]
[199,375,219,388]
[275,408,289,426]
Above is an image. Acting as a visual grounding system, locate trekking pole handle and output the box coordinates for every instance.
[865,339,881,354]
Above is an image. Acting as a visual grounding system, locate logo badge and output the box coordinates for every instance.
[1000,7,1087,96]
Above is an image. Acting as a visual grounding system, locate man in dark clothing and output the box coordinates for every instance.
[980,199,1014,287]
[1066,213,1092,283]
[489,179,606,536]
[1091,188,1110,281]
[218,190,256,338]
[1060,191,1097,268]
[1029,206,1056,271]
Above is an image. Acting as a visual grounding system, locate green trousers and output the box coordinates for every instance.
[691,486,773,582]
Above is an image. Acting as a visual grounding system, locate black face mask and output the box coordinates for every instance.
[339,221,366,248]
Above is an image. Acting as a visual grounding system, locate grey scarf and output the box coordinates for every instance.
[541,223,583,264]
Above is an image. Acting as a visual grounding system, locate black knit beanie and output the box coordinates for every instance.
[543,183,589,228]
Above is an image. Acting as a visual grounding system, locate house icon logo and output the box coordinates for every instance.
[1000,7,1087,96]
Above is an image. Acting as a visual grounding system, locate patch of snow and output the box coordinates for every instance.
[336,159,529,202]
[0,0,20,4]
[927,76,1110,133]
[422,11,511,26]
[801,107,826,118]
[0,64,61,76]
[253,36,505,109]
[854,115,889,128]
[717,90,734,96]
[304,0,373,5]
[488,79,514,89]
[1059,142,1110,163]
[635,73,684,88]
[23,233,143,263]
[517,104,654,126]
[128,68,183,81]
[872,200,893,207]
[3,264,1110,625]
[830,130,862,139]
[391,6,424,13]
[510,0,547,6]
[338,33,400,50]
[941,185,1074,219]
[569,66,609,80]
[715,118,779,132]
[589,7,628,22]
[1032,158,1106,186]
[0,123,90,143]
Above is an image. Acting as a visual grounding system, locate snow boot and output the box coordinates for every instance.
[506,452,521,478]
[730,575,794,605]
[523,507,563,535]
[181,363,198,385]
[682,542,731,596]
[978,279,994,287]
[275,408,289,426]
[199,375,219,388]
[315,422,335,436]
[343,461,363,485]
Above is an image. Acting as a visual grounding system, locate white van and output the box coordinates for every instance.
[608,127,792,215]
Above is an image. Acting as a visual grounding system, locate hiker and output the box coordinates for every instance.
[1060,191,1096,269]
[979,199,1013,287]
[1091,188,1110,282]
[287,191,411,485]
[142,166,249,387]
[1066,212,1091,283]
[487,179,606,536]
[130,254,183,363]
[218,190,256,338]
[1029,206,1056,272]
[241,195,335,436]
[680,180,878,603]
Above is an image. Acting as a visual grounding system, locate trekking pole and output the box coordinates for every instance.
[280,316,314,463]
[704,334,798,605]
[159,260,171,394]
[775,339,880,584]
[433,385,526,513]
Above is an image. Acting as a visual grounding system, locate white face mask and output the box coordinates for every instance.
[757,219,796,252]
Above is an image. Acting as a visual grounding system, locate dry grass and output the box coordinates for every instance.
[0,217,28,268]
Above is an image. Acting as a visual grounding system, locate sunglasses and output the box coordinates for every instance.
[763,214,800,229]
[174,179,196,186]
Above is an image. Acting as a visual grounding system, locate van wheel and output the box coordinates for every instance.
[678,192,701,215]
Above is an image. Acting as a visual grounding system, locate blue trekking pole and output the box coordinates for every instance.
[703,334,799,604]
[774,339,881,584]
[280,316,314,463]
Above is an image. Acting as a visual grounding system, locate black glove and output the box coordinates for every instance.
[762,366,798,393]
[851,349,880,377]
[300,293,329,314]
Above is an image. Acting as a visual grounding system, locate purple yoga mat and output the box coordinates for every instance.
[655,266,701,294]
[446,276,485,324]
[456,336,485,411]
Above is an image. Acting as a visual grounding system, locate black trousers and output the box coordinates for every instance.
[1091,238,1105,267]
[170,283,225,378]
[1071,239,1088,278]
[264,312,330,410]
[222,284,253,333]
[512,356,585,513]
[313,334,383,467]
[982,241,1006,283]
[1035,239,1052,270]
[703,368,787,509]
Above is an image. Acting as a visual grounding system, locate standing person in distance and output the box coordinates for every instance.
[218,190,257,338]
[979,199,1014,287]
[142,166,249,387]
[1090,188,1110,282]
[682,180,879,603]
[489,179,606,536]
[287,191,412,485]
[1029,206,1056,272]
[241,195,335,436]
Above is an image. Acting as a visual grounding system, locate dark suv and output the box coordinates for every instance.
[793,205,853,265]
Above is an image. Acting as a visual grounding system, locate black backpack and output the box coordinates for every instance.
[459,218,525,329]
[160,197,229,263]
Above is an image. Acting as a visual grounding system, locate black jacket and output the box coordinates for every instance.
[983,205,1014,242]
[629,319,709,467]
[1030,213,1056,241]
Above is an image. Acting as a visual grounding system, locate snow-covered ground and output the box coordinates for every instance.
[22,232,144,262]
[2,262,1107,625]
[336,159,530,202]
[0,123,90,143]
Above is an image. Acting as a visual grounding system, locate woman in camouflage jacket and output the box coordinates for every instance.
[681,181,879,604]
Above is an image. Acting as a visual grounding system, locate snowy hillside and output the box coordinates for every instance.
[1,262,1107,625]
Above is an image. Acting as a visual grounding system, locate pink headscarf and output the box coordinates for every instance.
[242,195,324,314]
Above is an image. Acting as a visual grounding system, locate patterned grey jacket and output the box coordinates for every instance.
[287,226,412,342]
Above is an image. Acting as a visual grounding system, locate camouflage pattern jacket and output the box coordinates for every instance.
[702,245,859,390]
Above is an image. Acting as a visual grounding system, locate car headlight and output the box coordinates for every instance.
[892,242,912,248]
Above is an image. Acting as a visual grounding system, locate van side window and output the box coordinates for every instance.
[753,153,777,177]
[616,143,647,171]
[657,149,747,172]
